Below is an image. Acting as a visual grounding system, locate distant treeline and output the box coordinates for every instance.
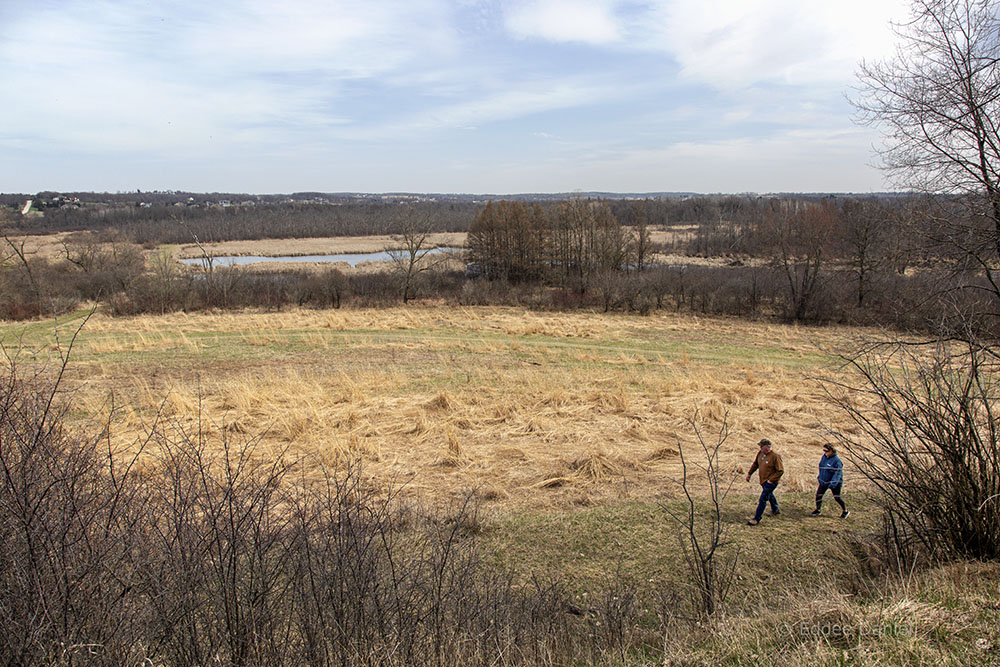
[1,192,995,336]
[4,200,479,242]
[3,191,892,244]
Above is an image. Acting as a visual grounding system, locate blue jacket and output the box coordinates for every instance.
[818,454,843,486]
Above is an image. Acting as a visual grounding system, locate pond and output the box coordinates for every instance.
[180,247,463,268]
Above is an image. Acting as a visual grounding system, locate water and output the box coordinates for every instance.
[180,247,462,268]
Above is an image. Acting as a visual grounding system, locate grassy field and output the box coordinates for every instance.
[2,304,866,506]
[2,304,996,664]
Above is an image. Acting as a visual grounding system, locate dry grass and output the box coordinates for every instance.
[7,303,991,663]
[170,233,467,260]
[2,304,883,509]
[659,559,1000,665]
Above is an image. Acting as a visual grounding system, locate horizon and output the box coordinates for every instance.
[8,188,906,199]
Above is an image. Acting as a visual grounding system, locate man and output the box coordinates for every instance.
[745,438,783,525]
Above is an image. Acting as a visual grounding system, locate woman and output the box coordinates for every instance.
[811,444,849,518]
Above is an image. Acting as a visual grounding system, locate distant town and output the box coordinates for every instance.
[5,189,904,216]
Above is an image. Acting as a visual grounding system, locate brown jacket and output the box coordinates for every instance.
[749,450,784,485]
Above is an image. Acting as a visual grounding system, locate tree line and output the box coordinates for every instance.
[4,200,479,243]
[2,190,880,244]
[461,193,996,331]
[466,199,653,289]
[2,191,998,336]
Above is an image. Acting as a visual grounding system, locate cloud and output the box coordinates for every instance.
[174,0,460,79]
[504,0,623,44]
[0,0,913,192]
[0,0,460,155]
[5,0,463,82]
[639,0,908,90]
[410,80,618,130]
[488,125,888,193]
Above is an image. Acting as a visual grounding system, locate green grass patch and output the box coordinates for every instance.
[481,492,880,608]
[479,495,998,664]
[0,314,841,377]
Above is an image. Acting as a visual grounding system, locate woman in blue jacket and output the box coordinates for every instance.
[811,444,849,518]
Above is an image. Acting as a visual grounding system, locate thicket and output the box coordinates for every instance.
[828,335,1000,568]
[2,351,686,665]
[2,248,989,336]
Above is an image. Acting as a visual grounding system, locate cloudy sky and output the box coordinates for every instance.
[0,0,910,194]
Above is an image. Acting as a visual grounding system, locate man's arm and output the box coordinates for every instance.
[746,456,759,482]
[767,454,784,484]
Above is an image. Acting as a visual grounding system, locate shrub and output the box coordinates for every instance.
[827,335,1000,565]
[0,353,152,664]
[1,351,640,665]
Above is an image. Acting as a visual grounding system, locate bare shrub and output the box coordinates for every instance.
[349,271,404,307]
[297,267,349,309]
[140,422,298,665]
[459,278,517,306]
[827,335,1000,564]
[0,348,602,665]
[661,413,740,616]
[0,347,153,665]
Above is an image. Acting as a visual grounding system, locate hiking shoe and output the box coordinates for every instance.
[746,519,759,526]
[840,510,851,519]
[810,510,821,516]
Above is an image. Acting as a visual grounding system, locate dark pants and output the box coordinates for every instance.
[816,483,846,511]
[753,481,779,521]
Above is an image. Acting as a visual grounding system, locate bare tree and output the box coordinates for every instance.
[761,200,841,321]
[386,205,445,303]
[466,200,548,282]
[835,0,1000,571]
[854,0,1000,308]
[3,233,46,316]
[841,199,895,308]
[629,201,653,273]
[550,198,629,292]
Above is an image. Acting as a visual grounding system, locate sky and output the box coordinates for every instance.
[0,0,911,195]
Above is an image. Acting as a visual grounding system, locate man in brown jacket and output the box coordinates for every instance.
[745,438,783,525]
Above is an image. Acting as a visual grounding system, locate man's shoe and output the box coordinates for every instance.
[746,519,759,526]
[810,509,821,516]
[840,510,851,519]
[771,509,780,516]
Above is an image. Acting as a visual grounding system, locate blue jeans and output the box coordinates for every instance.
[754,482,779,521]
